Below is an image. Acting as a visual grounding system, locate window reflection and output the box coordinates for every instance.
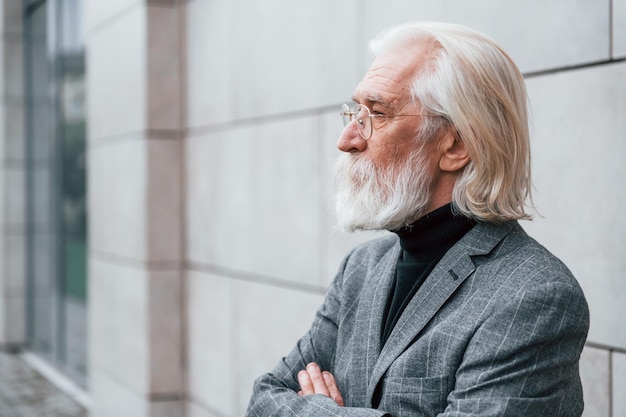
[24,0,87,387]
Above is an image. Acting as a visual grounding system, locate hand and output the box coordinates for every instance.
[297,362,345,407]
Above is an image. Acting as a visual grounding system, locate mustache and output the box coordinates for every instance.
[334,152,397,193]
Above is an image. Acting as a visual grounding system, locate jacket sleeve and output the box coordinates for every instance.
[443,276,590,417]
[245,252,390,417]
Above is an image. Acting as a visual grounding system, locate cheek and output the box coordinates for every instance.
[368,121,429,169]
[368,148,396,174]
[373,142,418,174]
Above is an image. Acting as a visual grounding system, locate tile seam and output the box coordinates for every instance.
[524,57,626,78]
[90,249,182,271]
[585,340,626,354]
[186,260,326,295]
[185,104,340,138]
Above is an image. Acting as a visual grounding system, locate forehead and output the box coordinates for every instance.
[353,41,435,108]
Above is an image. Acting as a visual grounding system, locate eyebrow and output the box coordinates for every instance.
[350,93,392,108]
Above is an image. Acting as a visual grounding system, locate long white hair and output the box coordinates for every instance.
[370,22,533,222]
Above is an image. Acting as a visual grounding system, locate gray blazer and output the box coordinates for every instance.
[246,221,589,417]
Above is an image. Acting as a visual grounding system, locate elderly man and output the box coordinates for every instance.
[245,22,589,417]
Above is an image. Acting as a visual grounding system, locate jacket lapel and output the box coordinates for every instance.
[349,241,401,396]
[365,221,515,402]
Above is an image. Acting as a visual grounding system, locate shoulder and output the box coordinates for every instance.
[469,222,589,321]
[467,222,574,281]
[485,222,579,285]
[331,233,399,294]
[343,233,399,267]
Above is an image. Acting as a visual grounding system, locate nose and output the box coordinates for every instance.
[337,121,368,153]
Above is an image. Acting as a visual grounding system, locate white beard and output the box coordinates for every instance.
[334,147,435,232]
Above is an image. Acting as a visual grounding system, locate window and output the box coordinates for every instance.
[24,0,87,387]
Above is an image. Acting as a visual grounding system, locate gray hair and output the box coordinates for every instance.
[370,22,533,222]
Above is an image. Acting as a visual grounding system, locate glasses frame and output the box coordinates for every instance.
[340,103,438,140]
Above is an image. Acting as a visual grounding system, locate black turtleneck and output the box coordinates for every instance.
[381,204,476,345]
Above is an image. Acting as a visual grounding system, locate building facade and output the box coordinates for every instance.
[0,0,625,416]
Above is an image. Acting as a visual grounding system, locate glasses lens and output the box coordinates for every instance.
[354,104,372,139]
[340,103,351,127]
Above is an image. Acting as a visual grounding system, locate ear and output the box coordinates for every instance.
[438,130,471,172]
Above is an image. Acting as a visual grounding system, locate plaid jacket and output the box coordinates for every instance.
[246,221,589,417]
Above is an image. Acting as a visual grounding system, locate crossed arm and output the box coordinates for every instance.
[247,286,590,416]
[246,241,590,417]
[244,255,391,417]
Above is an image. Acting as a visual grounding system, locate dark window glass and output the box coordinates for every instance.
[24,0,87,387]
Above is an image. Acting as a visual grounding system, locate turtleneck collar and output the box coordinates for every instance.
[393,203,476,262]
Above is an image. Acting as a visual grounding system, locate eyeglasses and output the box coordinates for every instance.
[340,103,438,140]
